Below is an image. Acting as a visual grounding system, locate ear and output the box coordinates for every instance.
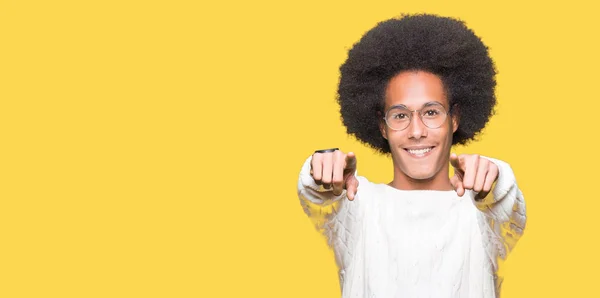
[451,106,460,133]
[377,111,388,140]
[380,121,388,139]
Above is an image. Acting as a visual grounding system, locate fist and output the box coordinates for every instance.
[310,150,359,200]
[450,153,498,200]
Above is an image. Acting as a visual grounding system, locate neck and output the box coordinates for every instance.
[389,164,453,191]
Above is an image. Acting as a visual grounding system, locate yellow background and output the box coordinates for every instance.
[1,0,599,297]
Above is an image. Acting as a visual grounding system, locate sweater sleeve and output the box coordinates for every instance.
[473,157,527,267]
[297,155,361,273]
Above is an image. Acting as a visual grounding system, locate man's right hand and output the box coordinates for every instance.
[310,150,359,200]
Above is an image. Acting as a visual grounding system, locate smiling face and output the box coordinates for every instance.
[380,71,459,190]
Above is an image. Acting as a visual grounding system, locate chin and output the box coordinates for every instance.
[406,171,435,181]
[397,163,434,180]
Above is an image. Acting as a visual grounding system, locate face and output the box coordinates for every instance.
[380,71,458,187]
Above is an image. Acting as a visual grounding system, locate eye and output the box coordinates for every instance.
[392,113,409,120]
[423,108,441,117]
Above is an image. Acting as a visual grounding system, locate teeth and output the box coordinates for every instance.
[407,147,432,156]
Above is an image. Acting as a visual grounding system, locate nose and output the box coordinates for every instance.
[408,111,427,139]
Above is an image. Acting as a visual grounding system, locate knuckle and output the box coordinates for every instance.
[344,180,352,188]
[484,160,492,169]
[490,163,498,173]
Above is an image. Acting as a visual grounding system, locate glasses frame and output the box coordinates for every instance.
[383,102,452,131]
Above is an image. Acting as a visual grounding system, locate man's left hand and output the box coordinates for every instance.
[450,153,498,200]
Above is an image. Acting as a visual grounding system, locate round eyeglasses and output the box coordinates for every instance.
[383,102,450,131]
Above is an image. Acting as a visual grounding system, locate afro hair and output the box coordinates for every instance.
[337,14,497,154]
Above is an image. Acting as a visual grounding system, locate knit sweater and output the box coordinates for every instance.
[297,156,526,298]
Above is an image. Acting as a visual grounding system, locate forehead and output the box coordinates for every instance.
[384,71,448,109]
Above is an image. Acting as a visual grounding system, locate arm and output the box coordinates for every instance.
[450,154,527,263]
[297,153,362,273]
[297,155,355,238]
[474,157,527,261]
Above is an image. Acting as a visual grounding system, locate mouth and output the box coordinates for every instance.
[403,146,435,158]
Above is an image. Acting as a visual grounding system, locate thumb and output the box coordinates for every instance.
[345,175,359,201]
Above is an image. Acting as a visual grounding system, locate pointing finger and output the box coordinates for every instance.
[345,152,357,171]
[450,153,461,171]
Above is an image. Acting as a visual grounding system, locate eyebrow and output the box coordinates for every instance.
[388,101,443,110]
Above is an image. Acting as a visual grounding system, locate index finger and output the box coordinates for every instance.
[449,153,462,171]
[344,152,357,171]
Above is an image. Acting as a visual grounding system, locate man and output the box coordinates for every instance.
[297,14,526,297]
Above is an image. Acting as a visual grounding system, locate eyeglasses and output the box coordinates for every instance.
[383,102,450,131]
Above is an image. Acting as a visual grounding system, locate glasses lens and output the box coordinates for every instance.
[385,107,411,130]
[420,103,447,128]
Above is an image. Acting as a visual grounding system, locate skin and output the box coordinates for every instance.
[311,70,499,200]
[380,71,457,191]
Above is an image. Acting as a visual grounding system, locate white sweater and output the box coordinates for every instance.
[297,156,526,298]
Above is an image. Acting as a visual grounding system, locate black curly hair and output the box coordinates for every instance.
[337,14,497,154]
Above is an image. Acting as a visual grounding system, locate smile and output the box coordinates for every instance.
[404,147,435,157]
